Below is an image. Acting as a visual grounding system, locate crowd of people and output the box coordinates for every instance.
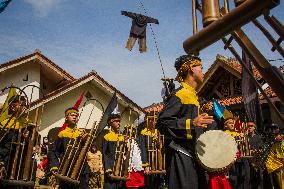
[0,55,283,189]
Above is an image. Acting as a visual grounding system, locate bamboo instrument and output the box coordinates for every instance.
[151,137,156,170]
[60,142,77,176]
[147,136,151,170]
[71,127,96,179]
[113,140,123,177]
[9,130,22,180]
[234,0,246,6]
[192,0,197,34]
[202,0,220,27]
[67,141,84,177]
[110,124,134,181]
[157,132,163,170]
[22,108,39,181]
[123,140,131,177]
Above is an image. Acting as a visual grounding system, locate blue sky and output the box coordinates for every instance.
[0,0,283,107]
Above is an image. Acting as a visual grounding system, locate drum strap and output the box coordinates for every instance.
[169,141,192,158]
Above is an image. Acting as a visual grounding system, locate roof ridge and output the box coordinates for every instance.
[31,71,144,113]
[0,50,75,81]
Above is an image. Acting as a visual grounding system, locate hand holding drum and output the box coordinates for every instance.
[193,113,214,128]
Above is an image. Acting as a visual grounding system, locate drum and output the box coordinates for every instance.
[196,130,238,172]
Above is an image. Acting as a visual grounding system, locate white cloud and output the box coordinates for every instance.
[24,0,65,17]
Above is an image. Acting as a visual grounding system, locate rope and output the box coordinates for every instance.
[137,1,174,98]
[138,1,167,79]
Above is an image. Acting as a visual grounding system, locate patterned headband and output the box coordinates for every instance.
[175,59,202,82]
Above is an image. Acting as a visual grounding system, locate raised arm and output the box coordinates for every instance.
[121,10,137,19]
[146,16,159,24]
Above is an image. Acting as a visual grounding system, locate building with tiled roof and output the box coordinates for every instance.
[144,102,164,113]
[144,55,284,128]
[0,50,144,138]
[198,55,283,110]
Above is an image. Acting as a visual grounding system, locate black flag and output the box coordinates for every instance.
[95,92,118,137]
[242,51,263,130]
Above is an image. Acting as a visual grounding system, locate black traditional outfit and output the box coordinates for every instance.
[157,55,207,189]
[247,132,264,189]
[0,116,36,189]
[102,129,125,189]
[139,124,165,189]
[48,125,90,189]
[121,10,159,53]
[0,94,37,189]
[157,81,207,189]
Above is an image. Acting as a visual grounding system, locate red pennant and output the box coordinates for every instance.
[234,118,243,133]
[73,92,85,109]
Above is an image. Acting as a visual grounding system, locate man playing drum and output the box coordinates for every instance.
[157,55,215,189]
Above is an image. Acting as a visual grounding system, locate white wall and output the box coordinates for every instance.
[0,62,40,103]
[34,82,140,138]
[40,71,58,97]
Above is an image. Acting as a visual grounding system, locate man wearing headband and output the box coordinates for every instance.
[157,55,215,189]
[224,118,240,138]
[223,117,244,188]
[102,113,125,189]
[139,111,164,189]
[0,95,33,185]
[48,107,90,189]
[245,121,264,188]
[246,121,263,153]
[0,95,28,129]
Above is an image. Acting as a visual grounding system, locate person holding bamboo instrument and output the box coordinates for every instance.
[157,55,215,189]
[139,111,164,189]
[48,107,90,189]
[102,114,126,189]
[0,95,35,188]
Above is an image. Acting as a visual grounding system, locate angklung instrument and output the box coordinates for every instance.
[145,112,166,175]
[55,93,117,185]
[55,98,100,185]
[0,85,44,188]
[110,124,134,181]
[235,122,253,158]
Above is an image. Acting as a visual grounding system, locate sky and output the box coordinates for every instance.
[0,0,283,108]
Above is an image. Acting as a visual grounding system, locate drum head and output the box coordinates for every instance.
[196,130,237,172]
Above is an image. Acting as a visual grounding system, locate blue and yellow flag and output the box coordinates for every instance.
[213,99,224,120]
[0,0,12,14]
[213,99,233,120]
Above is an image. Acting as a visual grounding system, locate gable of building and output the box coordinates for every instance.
[0,50,75,102]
